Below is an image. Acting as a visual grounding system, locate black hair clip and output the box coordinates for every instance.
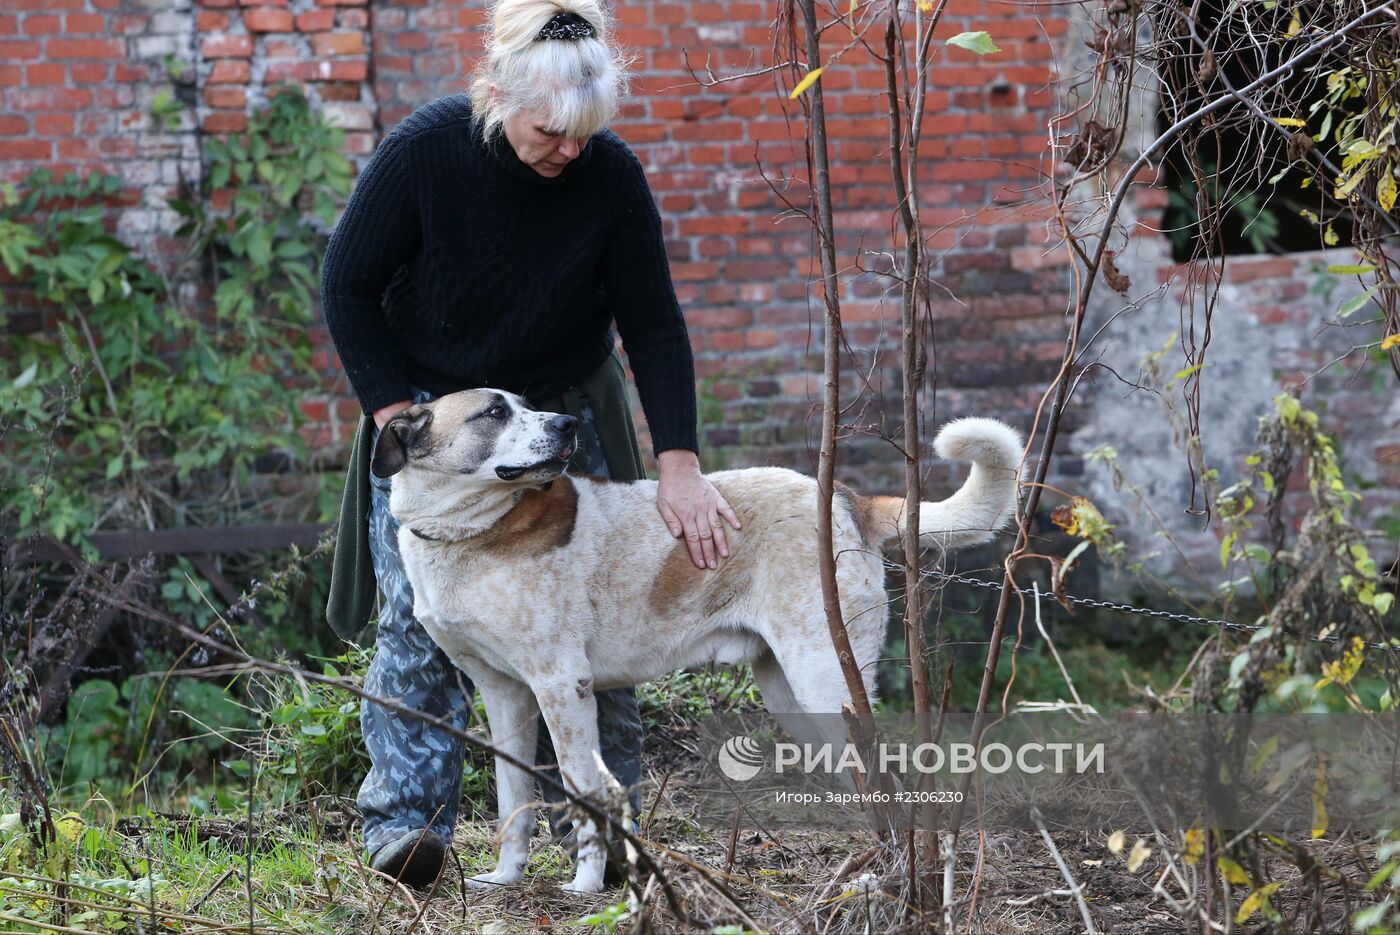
[534,11,596,41]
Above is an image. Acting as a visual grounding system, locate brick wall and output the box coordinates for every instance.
[2,1,1395,595]
[0,0,1068,485]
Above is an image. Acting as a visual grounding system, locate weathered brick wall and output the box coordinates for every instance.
[2,1,1395,594]
[0,0,1069,489]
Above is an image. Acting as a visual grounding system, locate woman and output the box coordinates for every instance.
[320,0,740,886]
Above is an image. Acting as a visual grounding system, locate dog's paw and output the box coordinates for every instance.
[561,875,605,894]
[465,868,523,889]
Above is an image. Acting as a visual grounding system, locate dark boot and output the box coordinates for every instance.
[369,829,448,888]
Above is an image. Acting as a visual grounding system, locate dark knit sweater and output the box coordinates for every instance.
[319,94,698,454]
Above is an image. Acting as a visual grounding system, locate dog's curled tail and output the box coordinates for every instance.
[853,418,1023,550]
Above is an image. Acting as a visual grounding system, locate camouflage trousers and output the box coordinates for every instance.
[359,386,644,857]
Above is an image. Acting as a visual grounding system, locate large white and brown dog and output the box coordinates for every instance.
[371,389,1022,892]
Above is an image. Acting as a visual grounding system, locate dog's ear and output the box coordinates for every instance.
[371,408,432,479]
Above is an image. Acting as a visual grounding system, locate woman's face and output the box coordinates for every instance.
[501,107,590,178]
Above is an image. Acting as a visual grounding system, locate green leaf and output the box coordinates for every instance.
[1326,263,1377,275]
[11,362,37,389]
[1338,286,1378,318]
[945,31,1001,55]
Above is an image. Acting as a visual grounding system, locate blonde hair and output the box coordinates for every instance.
[468,0,629,141]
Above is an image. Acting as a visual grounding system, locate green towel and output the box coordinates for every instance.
[325,351,647,641]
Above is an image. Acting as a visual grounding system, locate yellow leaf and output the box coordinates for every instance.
[1183,828,1205,865]
[1285,11,1301,37]
[55,812,84,843]
[1236,882,1283,924]
[1315,637,1365,690]
[789,67,824,100]
[1382,333,1400,351]
[918,0,935,9]
[1379,172,1397,212]
[1107,830,1126,855]
[1275,117,1306,128]
[1311,755,1328,839]
[1127,839,1151,873]
[1218,856,1252,887]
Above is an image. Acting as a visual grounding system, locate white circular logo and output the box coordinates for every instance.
[717,735,765,782]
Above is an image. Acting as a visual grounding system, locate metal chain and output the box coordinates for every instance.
[931,570,1396,652]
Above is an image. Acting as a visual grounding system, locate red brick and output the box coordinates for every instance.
[264,38,300,57]
[208,59,250,82]
[35,113,73,135]
[245,8,293,31]
[1227,256,1296,283]
[0,65,21,85]
[64,12,105,33]
[294,9,335,30]
[263,60,315,81]
[200,0,239,6]
[315,0,368,5]
[310,31,364,55]
[21,14,61,35]
[0,139,51,159]
[0,15,15,35]
[0,115,28,135]
[70,63,109,83]
[318,81,361,101]
[204,86,247,108]
[202,34,253,57]
[26,62,65,84]
[9,87,91,110]
[0,39,40,58]
[48,38,125,58]
[196,11,230,30]
[203,112,248,132]
[324,59,367,80]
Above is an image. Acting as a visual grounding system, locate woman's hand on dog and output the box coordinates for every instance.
[656,449,741,570]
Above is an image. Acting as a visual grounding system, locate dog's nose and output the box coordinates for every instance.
[549,415,578,435]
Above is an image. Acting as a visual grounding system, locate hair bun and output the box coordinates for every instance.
[534,11,596,41]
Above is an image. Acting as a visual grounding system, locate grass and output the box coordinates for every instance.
[0,618,1207,933]
[0,794,621,933]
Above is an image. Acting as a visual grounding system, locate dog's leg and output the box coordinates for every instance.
[464,666,539,888]
[752,650,836,750]
[532,676,612,894]
[760,638,875,788]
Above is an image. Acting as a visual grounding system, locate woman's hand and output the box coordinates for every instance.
[655,449,742,570]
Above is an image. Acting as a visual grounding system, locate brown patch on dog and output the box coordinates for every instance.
[835,481,904,548]
[703,570,753,615]
[575,677,594,700]
[473,476,580,557]
[648,544,708,614]
[648,481,756,614]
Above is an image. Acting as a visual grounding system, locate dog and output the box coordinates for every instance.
[371,388,1022,892]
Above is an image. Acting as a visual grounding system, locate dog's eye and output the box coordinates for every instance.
[487,405,508,418]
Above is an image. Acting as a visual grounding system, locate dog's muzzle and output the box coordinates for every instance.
[495,415,578,481]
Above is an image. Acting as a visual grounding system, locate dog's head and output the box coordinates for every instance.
[370,389,578,487]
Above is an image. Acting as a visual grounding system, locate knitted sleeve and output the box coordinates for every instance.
[320,133,421,416]
[600,145,699,455]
